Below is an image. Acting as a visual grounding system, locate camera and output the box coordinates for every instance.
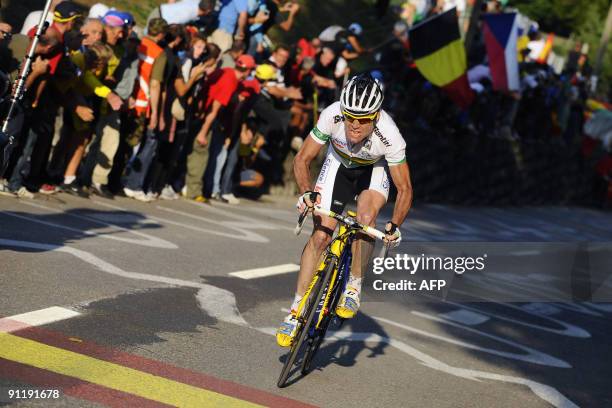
[193,49,212,66]
[0,30,12,42]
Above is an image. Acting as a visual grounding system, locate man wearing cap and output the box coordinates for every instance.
[80,11,141,196]
[24,1,81,78]
[185,54,255,202]
[7,2,84,197]
[78,10,137,197]
[122,18,169,202]
[0,30,61,197]
[20,0,64,35]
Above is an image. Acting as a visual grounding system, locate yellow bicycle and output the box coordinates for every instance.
[277,206,387,387]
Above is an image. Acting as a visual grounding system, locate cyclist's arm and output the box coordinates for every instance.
[294,136,325,194]
[388,161,413,226]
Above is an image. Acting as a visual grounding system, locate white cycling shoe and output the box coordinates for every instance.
[276,312,299,347]
[336,285,361,319]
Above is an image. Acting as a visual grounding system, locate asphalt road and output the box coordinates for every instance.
[1,192,611,407]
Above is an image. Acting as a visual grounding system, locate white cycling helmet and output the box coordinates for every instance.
[340,73,384,117]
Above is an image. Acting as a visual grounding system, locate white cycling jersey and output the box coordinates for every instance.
[310,102,406,169]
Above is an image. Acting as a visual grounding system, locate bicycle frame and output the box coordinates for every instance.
[296,208,382,330]
[277,206,388,387]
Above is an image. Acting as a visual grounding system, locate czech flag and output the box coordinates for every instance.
[482,13,520,92]
[409,8,474,109]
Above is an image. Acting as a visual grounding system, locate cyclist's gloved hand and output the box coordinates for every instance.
[384,221,402,248]
[296,191,321,212]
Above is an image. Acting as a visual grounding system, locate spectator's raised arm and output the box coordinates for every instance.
[278,2,300,32]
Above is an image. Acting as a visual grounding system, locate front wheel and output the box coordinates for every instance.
[300,262,346,375]
[277,259,336,388]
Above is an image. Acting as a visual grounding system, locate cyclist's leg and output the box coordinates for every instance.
[278,153,345,346]
[277,216,337,347]
[296,152,348,298]
[353,189,386,277]
[337,163,389,318]
[296,215,337,296]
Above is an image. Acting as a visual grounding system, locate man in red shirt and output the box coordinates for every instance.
[26,2,81,77]
[185,54,255,201]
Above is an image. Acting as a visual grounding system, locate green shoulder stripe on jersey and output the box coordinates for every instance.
[387,158,407,166]
[312,127,330,142]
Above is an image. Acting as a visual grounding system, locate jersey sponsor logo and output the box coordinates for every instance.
[374,127,392,148]
[334,115,345,124]
[332,139,347,150]
[318,157,332,184]
[382,173,390,192]
[364,139,372,150]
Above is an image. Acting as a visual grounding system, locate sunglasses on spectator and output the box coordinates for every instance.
[342,110,378,125]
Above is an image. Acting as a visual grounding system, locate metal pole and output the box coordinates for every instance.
[0,0,54,174]
[464,0,484,57]
[1,0,54,134]
[594,1,612,79]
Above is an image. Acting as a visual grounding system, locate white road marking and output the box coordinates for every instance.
[259,325,577,408]
[0,238,248,328]
[521,302,562,316]
[378,314,571,368]
[280,306,571,367]
[229,264,300,280]
[154,207,270,243]
[0,307,80,333]
[182,201,296,232]
[428,297,590,338]
[438,309,490,326]
[585,302,612,313]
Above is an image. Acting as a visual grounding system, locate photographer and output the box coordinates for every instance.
[246,0,300,55]
[5,3,84,197]
[167,39,219,197]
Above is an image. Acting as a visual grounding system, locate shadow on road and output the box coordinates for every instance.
[0,207,162,250]
[277,312,389,388]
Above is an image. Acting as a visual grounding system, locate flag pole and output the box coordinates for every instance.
[594,1,612,84]
[464,0,484,58]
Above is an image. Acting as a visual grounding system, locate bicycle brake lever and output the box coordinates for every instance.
[294,208,309,235]
[378,242,390,260]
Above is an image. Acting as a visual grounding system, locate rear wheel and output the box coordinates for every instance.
[300,312,332,375]
[277,259,336,388]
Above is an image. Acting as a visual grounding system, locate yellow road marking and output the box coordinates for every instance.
[0,333,263,408]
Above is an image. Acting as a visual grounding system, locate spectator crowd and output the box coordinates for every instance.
[0,0,610,206]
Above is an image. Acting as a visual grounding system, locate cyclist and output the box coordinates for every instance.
[277,73,413,347]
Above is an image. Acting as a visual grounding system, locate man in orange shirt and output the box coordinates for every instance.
[122,18,169,202]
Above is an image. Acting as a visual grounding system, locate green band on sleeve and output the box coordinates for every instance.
[312,127,330,142]
[387,158,407,166]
